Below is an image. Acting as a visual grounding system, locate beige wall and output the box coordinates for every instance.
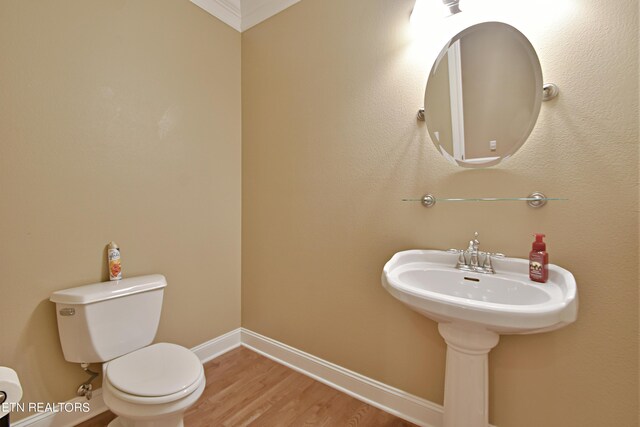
[1,0,638,425]
[242,1,639,427]
[0,0,241,419]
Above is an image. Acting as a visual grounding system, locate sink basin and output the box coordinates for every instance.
[382,250,577,334]
[382,249,578,427]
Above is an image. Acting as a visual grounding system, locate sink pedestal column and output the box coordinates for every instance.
[438,323,500,427]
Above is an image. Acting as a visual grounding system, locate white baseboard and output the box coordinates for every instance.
[191,328,242,364]
[12,328,490,427]
[241,329,444,427]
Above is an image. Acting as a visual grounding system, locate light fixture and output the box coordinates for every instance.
[441,0,462,16]
[411,0,461,23]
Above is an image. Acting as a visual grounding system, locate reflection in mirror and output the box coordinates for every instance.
[424,22,543,168]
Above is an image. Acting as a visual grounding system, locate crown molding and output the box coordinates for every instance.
[240,0,301,31]
[191,0,242,31]
[190,0,301,32]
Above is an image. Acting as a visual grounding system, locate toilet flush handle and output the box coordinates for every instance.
[59,308,75,316]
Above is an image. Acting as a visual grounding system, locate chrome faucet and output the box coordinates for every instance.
[448,232,504,274]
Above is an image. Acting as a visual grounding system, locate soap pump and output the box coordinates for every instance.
[529,233,548,283]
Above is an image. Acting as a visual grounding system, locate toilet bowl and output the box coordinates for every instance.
[102,343,205,427]
[49,275,206,427]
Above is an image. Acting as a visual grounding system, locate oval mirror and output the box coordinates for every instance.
[424,22,543,168]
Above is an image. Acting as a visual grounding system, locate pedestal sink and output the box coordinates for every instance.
[381,250,577,427]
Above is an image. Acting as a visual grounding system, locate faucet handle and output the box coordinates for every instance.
[447,249,467,268]
[482,252,492,270]
[482,252,505,272]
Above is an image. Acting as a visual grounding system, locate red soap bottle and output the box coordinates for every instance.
[529,234,548,283]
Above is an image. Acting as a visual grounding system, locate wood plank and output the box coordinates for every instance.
[75,410,116,427]
[76,347,417,427]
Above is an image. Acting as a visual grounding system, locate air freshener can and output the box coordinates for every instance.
[107,241,122,281]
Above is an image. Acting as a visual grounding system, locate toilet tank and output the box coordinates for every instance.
[50,275,167,364]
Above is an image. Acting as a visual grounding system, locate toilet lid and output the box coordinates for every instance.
[106,343,203,397]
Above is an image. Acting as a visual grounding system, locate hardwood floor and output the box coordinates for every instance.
[76,410,117,427]
[76,347,416,427]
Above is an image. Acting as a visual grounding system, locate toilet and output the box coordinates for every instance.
[50,275,205,427]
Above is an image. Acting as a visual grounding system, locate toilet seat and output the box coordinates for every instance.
[105,343,204,405]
